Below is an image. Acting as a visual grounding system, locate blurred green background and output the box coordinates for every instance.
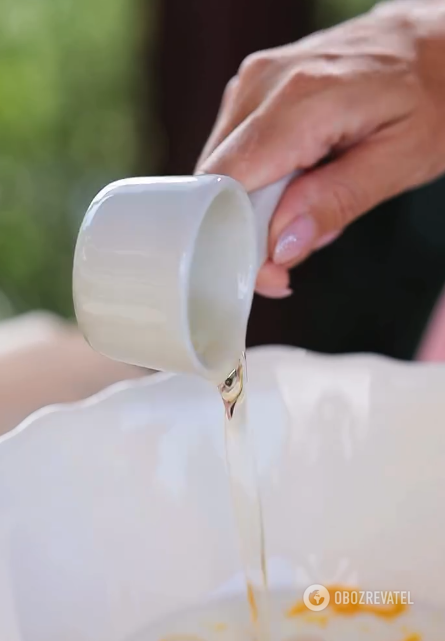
[0,0,139,320]
[0,0,374,322]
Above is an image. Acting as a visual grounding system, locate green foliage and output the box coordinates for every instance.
[0,0,137,318]
[316,0,378,27]
[0,0,382,320]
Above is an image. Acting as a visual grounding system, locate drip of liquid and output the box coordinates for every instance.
[218,353,270,641]
[127,359,445,641]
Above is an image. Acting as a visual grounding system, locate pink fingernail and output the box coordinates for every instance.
[273,215,317,265]
[256,287,293,299]
[315,230,341,250]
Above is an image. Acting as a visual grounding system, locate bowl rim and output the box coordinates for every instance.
[1,344,444,449]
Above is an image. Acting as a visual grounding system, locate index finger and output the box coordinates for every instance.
[197,71,412,192]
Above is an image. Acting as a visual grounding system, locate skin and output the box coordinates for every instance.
[0,315,143,435]
[418,288,445,360]
[196,0,445,297]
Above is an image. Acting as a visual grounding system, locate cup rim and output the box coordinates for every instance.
[181,175,257,381]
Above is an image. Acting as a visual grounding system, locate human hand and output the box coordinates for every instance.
[197,0,445,297]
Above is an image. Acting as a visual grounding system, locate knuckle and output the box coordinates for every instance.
[222,75,239,105]
[277,65,332,100]
[330,180,363,226]
[286,67,317,89]
[238,51,272,81]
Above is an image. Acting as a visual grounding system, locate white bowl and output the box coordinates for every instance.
[0,347,444,640]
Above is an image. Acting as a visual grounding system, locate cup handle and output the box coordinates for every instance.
[249,171,300,269]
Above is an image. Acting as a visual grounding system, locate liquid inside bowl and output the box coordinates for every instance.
[127,590,445,641]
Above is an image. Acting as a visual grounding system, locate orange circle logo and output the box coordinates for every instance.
[303,584,330,612]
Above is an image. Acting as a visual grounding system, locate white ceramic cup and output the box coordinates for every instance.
[73,173,294,381]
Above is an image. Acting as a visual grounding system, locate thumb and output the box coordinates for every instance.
[270,126,417,267]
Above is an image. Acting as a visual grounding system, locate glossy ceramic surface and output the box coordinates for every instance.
[0,346,444,640]
[73,174,293,381]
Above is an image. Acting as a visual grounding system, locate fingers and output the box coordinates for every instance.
[197,89,332,191]
[270,119,417,268]
[196,43,421,290]
[196,77,241,169]
[315,230,342,249]
[196,52,287,170]
[197,72,413,193]
[255,261,292,299]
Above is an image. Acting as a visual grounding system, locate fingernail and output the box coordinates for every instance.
[273,215,317,265]
[255,287,293,299]
[315,230,341,250]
